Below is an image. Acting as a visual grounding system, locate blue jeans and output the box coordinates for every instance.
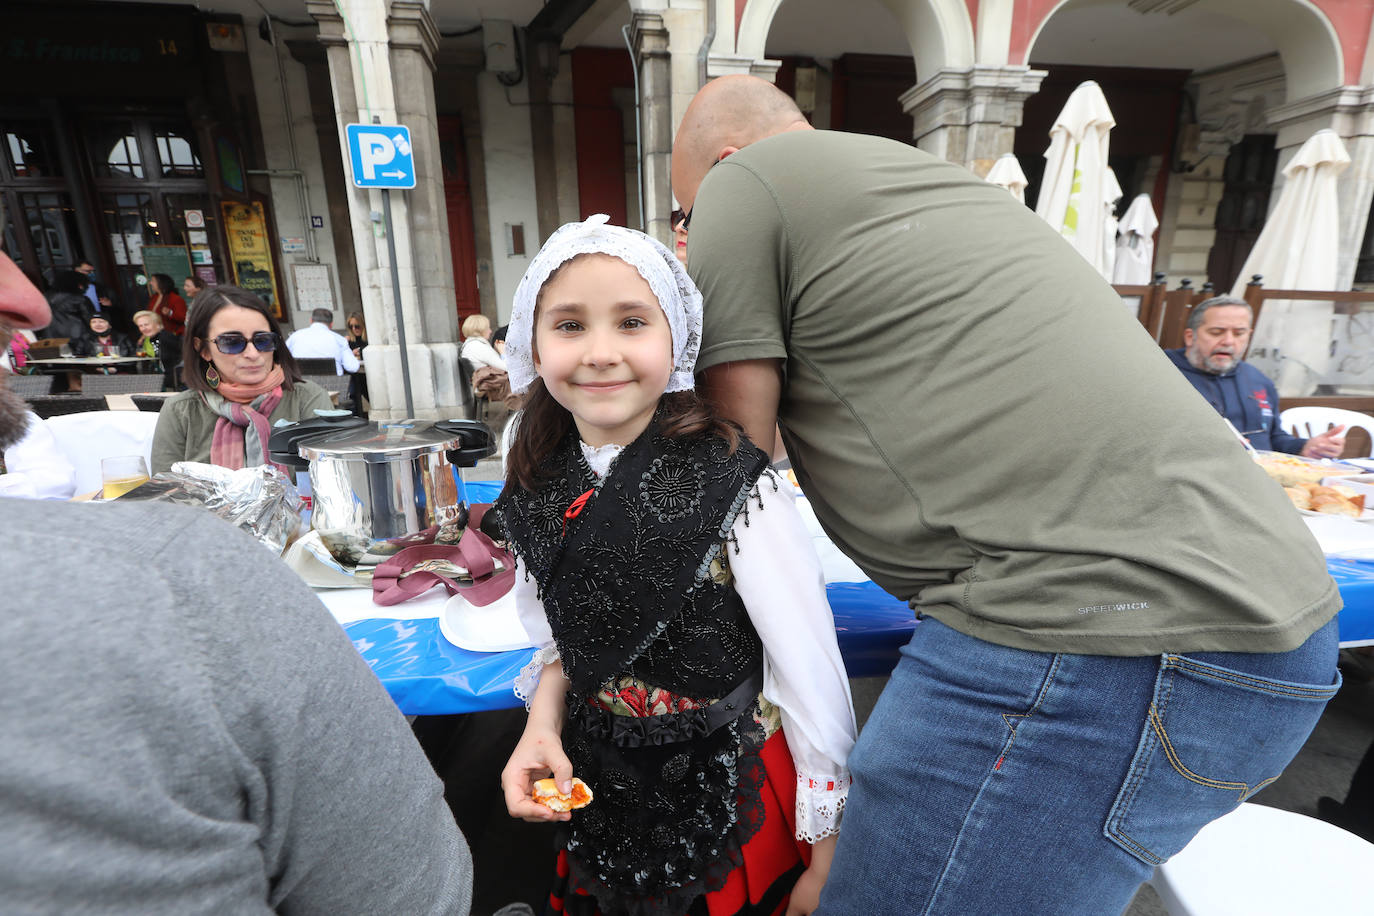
[816,616,1340,916]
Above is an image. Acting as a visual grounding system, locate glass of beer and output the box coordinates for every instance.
[101,455,151,500]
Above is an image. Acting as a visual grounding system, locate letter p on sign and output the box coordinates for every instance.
[345,124,417,189]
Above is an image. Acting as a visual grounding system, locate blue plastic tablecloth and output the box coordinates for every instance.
[343,480,1374,715]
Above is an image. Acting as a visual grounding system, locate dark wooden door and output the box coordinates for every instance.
[1208,134,1278,292]
[438,115,480,321]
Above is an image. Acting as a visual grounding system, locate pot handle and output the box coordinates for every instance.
[267,415,367,468]
[434,419,496,467]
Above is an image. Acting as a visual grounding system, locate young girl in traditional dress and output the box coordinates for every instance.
[496,215,856,916]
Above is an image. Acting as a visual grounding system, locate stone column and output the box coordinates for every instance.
[526,35,563,245]
[899,66,1046,175]
[308,0,463,419]
[632,12,674,244]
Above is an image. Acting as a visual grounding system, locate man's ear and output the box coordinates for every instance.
[717,145,740,162]
[1182,328,1195,348]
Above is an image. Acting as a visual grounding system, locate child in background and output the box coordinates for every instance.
[495,215,855,916]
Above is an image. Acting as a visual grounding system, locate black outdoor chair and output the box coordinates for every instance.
[80,374,166,395]
[12,374,54,399]
[131,394,169,412]
[457,357,482,422]
[296,357,338,376]
[27,394,108,419]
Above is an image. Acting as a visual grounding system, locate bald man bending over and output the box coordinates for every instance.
[675,75,1340,916]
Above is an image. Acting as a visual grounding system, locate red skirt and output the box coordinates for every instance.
[547,730,810,916]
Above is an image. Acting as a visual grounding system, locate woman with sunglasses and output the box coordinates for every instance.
[150,286,332,474]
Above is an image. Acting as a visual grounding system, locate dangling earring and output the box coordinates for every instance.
[205,363,221,389]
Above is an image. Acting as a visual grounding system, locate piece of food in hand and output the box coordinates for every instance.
[531,777,593,812]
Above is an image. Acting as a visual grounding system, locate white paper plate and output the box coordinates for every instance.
[439,588,533,653]
[1298,506,1374,522]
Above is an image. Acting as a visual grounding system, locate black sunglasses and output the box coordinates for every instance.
[212,331,279,355]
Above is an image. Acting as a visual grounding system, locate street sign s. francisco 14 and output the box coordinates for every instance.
[345,124,416,189]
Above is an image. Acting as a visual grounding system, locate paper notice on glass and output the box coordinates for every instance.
[188,230,209,245]
[291,263,335,312]
[191,248,213,265]
[124,233,144,265]
[110,233,128,266]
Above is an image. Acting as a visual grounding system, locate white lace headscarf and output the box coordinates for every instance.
[505,214,703,395]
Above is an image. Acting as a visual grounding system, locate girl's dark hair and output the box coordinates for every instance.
[505,381,743,492]
[181,285,301,394]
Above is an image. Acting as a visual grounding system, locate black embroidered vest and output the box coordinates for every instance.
[495,424,774,916]
[496,423,769,699]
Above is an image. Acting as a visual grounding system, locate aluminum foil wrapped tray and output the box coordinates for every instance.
[118,461,302,555]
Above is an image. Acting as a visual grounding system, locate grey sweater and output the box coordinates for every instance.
[0,498,472,914]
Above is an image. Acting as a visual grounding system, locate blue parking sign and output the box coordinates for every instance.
[345,124,416,189]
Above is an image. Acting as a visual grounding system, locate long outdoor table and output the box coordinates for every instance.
[320,480,1374,716]
[27,356,157,368]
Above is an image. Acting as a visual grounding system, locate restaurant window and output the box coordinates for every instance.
[153,125,203,178]
[86,119,145,180]
[3,119,61,179]
[1207,135,1277,292]
[17,191,82,283]
[99,191,157,310]
[1354,198,1374,285]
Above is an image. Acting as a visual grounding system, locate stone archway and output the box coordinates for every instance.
[735,0,975,80]
[1024,0,1343,103]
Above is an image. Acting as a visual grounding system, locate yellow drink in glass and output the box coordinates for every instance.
[100,456,150,500]
[102,474,150,499]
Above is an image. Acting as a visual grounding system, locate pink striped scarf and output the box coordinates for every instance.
[206,387,286,472]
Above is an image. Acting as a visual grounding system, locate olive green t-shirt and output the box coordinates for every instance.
[690,130,1339,656]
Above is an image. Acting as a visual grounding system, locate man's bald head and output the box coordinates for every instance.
[672,75,810,211]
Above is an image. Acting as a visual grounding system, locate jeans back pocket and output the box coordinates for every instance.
[1105,653,1339,867]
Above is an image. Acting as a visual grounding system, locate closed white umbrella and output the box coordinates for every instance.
[985,153,1029,204]
[1035,80,1117,277]
[1101,167,1123,283]
[1113,193,1159,285]
[1229,129,1350,396]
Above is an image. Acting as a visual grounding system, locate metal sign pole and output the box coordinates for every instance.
[381,188,415,418]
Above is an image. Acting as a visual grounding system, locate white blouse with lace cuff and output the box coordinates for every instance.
[510,442,856,842]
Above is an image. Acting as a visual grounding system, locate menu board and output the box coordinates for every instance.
[221,200,281,316]
[141,244,193,288]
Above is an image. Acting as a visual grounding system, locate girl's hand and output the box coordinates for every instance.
[501,723,575,823]
[786,834,837,916]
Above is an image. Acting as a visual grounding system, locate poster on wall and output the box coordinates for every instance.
[220,200,280,316]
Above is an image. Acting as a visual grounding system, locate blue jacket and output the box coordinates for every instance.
[1165,348,1306,454]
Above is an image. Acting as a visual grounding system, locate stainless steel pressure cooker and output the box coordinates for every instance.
[269,416,494,567]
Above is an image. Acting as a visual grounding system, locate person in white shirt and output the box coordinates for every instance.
[285,308,361,376]
[0,410,76,499]
[459,313,506,371]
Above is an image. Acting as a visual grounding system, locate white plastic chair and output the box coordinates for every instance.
[1280,406,1374,457]
[43,410,161,496]
[1147,802,1374,915]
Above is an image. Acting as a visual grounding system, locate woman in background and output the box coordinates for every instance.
[345,311,368,416]
[460,313,505,371]
[148,273,187,336]
[132,309,182,391]
[70,312,134,363]
[150,285,330,474]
